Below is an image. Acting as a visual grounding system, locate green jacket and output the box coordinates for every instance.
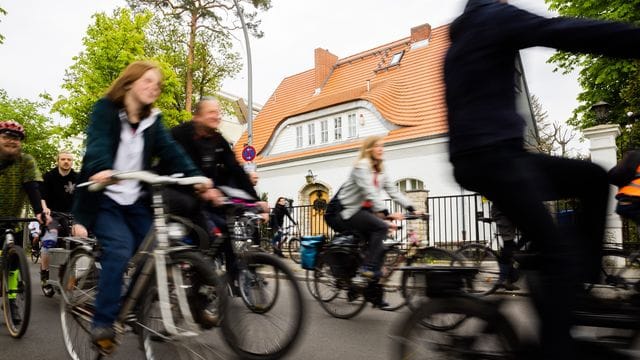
[72,97,201,228]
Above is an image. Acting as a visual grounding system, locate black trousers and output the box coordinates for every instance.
[452,139,609,359]
[345,209,389,271]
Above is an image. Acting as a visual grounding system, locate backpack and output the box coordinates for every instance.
[324,187,348,232]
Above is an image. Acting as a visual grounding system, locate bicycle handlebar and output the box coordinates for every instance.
[0,217,38,223]
[78,170,211,192]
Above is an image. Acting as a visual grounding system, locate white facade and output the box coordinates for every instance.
[258,133,460,207]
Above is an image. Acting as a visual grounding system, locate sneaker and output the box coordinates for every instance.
[8,299,21,325]
[91,326,116,355]
[40,269,49,285]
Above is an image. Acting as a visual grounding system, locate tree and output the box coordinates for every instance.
[544,0,640,152]
[528,94,579,157]
[127,0,271,112]
[0,7,6,45]
[52,8,186,133]
[0,89,62,172]
[144,14,241,125]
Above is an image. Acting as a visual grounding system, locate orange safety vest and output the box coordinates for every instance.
[617,165,640,197]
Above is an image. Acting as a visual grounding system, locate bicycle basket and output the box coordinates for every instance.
[300,235,324,270]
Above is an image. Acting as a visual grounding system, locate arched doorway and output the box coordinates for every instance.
[300,183,329,236]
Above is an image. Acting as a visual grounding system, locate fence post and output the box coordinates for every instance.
[583,124,622,247]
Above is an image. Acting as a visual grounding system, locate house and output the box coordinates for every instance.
[234,23,536,238]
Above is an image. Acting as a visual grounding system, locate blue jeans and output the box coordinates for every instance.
[92,196,152,328]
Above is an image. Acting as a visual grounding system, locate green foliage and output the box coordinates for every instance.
[0,89,62,172]
[0,7,6,45]
[544,0,640,154]
[52,8,152,135]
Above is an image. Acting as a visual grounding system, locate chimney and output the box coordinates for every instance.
[314,48,338,93]
[410,23,432,43]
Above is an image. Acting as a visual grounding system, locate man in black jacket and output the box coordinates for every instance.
[167,97,265,297]
[446,1,640,358]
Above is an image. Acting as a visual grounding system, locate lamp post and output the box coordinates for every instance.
[590,100,611,125]
[232,0,253,146]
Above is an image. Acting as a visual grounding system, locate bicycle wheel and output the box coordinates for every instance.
[313,253,367,319]
[139,251,228,360]
[237,263,279,314]
[260,237,273,253]
[589,248,640,291]
[287,237,301,264]
[456,243,499,295]
[221,252,304,360]
[401,247,465,311]
[59,249,100,360]
[392,296,519,360]
[31,248,40,264]
[379,248,407,311]
[2,245,31,338]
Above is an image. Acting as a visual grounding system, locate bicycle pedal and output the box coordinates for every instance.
[94,338,116,355]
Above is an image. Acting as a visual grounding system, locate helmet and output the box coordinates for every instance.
[0,120,25,140]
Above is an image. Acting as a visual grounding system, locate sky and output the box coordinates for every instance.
[0,0,583,150]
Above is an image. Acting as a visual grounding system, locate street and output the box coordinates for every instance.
[0,259,540,360]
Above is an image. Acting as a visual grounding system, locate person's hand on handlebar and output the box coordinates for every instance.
[89,169,116,185]
[200,188,224,206]
[72,223,89,237]
[36,212,52,226]
[387,212,405,221]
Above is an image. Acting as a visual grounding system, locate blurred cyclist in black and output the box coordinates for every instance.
[446,1,640,358]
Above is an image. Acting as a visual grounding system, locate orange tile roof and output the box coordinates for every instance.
[234,25,451,166]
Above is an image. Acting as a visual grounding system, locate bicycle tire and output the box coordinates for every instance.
[237,260,279,314]
[392,296,519,360]
[287,237,301,264]
[455,243,500,296]
[2,245,31,338]
[139,250,228,360]
[221,252,305,360]
[59,249,100,360]
[313,252,367,319]
[401,247,465,311]
[259,237,273,253]
[378,247,407,311]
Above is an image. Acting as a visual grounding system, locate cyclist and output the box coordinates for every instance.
[39,150,78,287]
[165,97,268,295]
[70,61,209,353]
[0,120,50,324]
[609,149,640,227]
[337,136,417,307]
[445,0,640,358]
[270,197,296,257]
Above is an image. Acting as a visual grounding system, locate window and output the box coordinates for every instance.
[307,123,316,146]
[389,51,405,66]
[396,178,425,192]
[295,125,303,148]
[320,120,328,143]
[334,117,342,141]
[348,114,357,138]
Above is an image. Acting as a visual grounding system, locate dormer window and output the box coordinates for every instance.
[389,51,404,66]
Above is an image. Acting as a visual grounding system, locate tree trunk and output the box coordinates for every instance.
[185,11,197,113]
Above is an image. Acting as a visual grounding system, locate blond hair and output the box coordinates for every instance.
[357,136,384,172]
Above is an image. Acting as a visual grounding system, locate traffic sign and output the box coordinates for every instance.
[242,145,256,162]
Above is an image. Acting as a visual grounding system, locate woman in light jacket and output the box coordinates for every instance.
[338,136,416,285]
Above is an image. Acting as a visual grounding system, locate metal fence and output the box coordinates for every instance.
[270,194,638,252]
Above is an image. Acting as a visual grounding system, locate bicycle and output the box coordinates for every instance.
[59,171,234,360]
[311,213,458,318]
[392,257,640,359]
[262,224,301,263]
[454,216,526,295]
[212,185,305,359]
[0,217,34,338]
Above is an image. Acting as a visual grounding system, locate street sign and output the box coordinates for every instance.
[242,145,256,162]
